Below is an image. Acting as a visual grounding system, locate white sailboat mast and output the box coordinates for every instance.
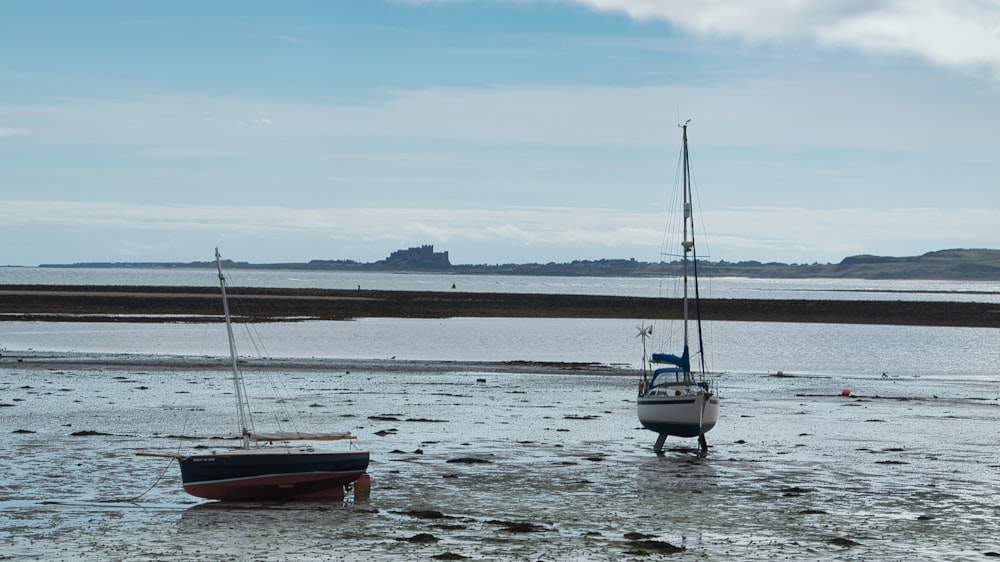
[680,122,693,383]
[215,248,251,449]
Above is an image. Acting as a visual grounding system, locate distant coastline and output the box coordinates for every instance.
[29,246,1000,281]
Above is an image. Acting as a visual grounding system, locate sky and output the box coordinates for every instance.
[2,0,999,267]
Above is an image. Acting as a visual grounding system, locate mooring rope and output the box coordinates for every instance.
[98,408,192,503]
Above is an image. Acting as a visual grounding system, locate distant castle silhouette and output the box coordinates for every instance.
[380,244,451,269]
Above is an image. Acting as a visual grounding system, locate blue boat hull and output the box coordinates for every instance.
[179,448,370,501]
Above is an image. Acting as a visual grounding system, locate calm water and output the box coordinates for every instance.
[3,318,999,381]
[3,266,1000,302]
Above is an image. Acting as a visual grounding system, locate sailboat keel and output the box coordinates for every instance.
[653,434,667,453]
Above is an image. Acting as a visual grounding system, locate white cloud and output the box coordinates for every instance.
[0,200,655,240]
[272,35,308,45]
[567,0,1000,75]
[0,127,29,138]
[4,71,995,156]
[3,200,998,265]
[704,206,1000,261]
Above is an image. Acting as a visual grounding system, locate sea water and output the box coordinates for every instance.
[3,266,1000,302]
[2,318,998,380]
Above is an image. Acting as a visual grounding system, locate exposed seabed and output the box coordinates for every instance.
[1,351,997,560]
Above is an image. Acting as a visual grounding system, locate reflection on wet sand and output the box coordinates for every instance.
[1,356,998,560]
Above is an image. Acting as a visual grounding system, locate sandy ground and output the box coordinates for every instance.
[4,284,999,326]
[1,353,997,560]
[0,349,629,377]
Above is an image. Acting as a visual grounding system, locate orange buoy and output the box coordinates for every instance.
[841,388,851,396]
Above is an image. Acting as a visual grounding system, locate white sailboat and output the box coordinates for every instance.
[636,122,720,454]
[139,249,369,501]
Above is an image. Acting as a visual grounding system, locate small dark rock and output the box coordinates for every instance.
[447,457,492,464]
[432,553,469,560]
[401,510,448,520]
[627,540,685,554]
[624,532,655,540]
[488,520,550,533]
[397,533,438,544]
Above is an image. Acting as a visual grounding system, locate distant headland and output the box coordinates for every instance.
[36,245,1000,281]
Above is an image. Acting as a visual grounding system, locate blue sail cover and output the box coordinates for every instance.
[651,348,689,371]
[649,347,689,386]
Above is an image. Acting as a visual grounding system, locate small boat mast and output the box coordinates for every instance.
[215,247,251,449]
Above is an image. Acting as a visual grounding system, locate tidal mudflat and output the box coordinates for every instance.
[1,353,997,560]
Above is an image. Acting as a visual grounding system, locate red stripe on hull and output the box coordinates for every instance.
[183,471,365,501]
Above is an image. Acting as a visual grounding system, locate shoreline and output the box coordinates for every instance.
[1,285,999,327]
[0,350,631,377]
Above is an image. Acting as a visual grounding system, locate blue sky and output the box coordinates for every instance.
[2,0,999,266]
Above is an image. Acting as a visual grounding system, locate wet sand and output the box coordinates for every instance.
[1,355,997,560]
[0,349,627,377]
[2,284,1000,327]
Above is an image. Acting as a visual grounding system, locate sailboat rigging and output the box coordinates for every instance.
[636,122,721,454]
[138,249,370,501]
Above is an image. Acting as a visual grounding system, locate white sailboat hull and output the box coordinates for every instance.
[637,386,719,438]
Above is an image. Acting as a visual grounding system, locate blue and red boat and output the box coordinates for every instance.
[140,249,369,501]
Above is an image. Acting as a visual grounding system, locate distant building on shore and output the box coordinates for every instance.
[380,244,452,270]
